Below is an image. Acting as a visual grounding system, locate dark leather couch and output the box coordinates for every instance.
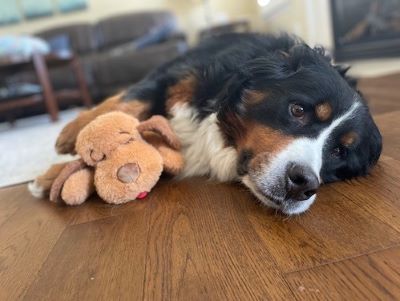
[17,11,188,100]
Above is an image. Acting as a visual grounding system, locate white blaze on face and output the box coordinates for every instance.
[244,101,361,215]
[168,101,361,215]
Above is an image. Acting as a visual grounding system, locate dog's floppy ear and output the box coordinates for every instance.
[335,64,351,76]
[216,54,293,145]
[137,115,181,150]
[334,64,357,88]
[313,45,358,88]
[218,53,294,109]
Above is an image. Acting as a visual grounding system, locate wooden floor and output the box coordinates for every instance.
[1,74,400,301]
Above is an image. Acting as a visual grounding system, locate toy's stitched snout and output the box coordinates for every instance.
[117,162,140,183]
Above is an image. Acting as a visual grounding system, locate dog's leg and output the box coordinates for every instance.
[28,162,69,198]
[56,67,191,155]
[56,94,150,154]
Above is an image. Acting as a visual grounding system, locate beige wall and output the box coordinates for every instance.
[5,1,395,77]
[0,0,260,42]
[0,0,335,48]
[258,0,333,48]
[0,0,167,35]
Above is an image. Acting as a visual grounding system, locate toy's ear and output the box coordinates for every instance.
[137,115,181,150]
[49,159,87,202]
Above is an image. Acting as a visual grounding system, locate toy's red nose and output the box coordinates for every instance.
[137,191,148,199]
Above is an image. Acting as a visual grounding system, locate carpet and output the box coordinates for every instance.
[0,109,80,188]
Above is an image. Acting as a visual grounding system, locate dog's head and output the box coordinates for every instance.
[218,42,382,215]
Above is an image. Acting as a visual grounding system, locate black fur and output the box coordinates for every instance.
[122,33,382,183]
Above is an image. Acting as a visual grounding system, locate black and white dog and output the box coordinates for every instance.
[36,33,383,215]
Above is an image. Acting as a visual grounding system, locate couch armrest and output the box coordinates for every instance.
[163,31,187,43]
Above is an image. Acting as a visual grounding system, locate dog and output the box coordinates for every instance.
[35,33,383,215]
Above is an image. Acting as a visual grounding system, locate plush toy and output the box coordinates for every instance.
[48,112,184,205]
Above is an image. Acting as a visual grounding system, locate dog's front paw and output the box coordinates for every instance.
[55,118,85,154]
[28,180,45,198]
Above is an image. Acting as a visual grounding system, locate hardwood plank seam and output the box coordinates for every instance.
[21,225,70,300]
[280,272,305,301]
[239,207,303,300]
[329,184,400,236]
[140,205,152,301]
[283,243,400,275]
[68,210,131,226]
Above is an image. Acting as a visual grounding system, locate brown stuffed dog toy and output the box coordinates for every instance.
[46,112,184,205]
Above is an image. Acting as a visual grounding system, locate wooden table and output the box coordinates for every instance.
[0,74,399,300]
[0,53,92,122]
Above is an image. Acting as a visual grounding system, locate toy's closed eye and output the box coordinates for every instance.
[90,149,105,162]
[119,131,135,144]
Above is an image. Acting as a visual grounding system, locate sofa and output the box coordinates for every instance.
[12,11,187,102]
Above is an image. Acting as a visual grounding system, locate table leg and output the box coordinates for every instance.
[32,53,59,122]
[70,56,93,108]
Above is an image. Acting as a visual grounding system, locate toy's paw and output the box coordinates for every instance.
[61,168,95,205]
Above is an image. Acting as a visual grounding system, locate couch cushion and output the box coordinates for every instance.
[36,23,98,54]
[96,11,178,50]
[0,36,50,60]
[107,24,180,57]
[46,34,71,54]
[86,40,187,94]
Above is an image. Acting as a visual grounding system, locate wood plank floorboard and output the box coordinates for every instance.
[24,180,295,301]
[285,246,400,301]
[374,111,400,161]
[1,73,400,300]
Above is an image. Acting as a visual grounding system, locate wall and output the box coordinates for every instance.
[258,0,334,48]
[2,0,398,77]
[0,0,330,46]
[0,0,259,43]
[0,0,166,35]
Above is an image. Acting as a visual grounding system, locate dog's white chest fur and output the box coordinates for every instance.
[169,103,238,181]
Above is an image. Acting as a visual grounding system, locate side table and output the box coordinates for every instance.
[0,53,92,122]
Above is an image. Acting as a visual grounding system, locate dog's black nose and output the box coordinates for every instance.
[286,164,319,201]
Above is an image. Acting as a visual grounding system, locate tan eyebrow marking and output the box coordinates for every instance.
[341,131,358,146]
[315,102,333,121]
[242,90,268,105]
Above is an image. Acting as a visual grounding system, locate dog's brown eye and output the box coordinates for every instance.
[332,147,341,157]
[290,104,305,118]
[332,146,347,158]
